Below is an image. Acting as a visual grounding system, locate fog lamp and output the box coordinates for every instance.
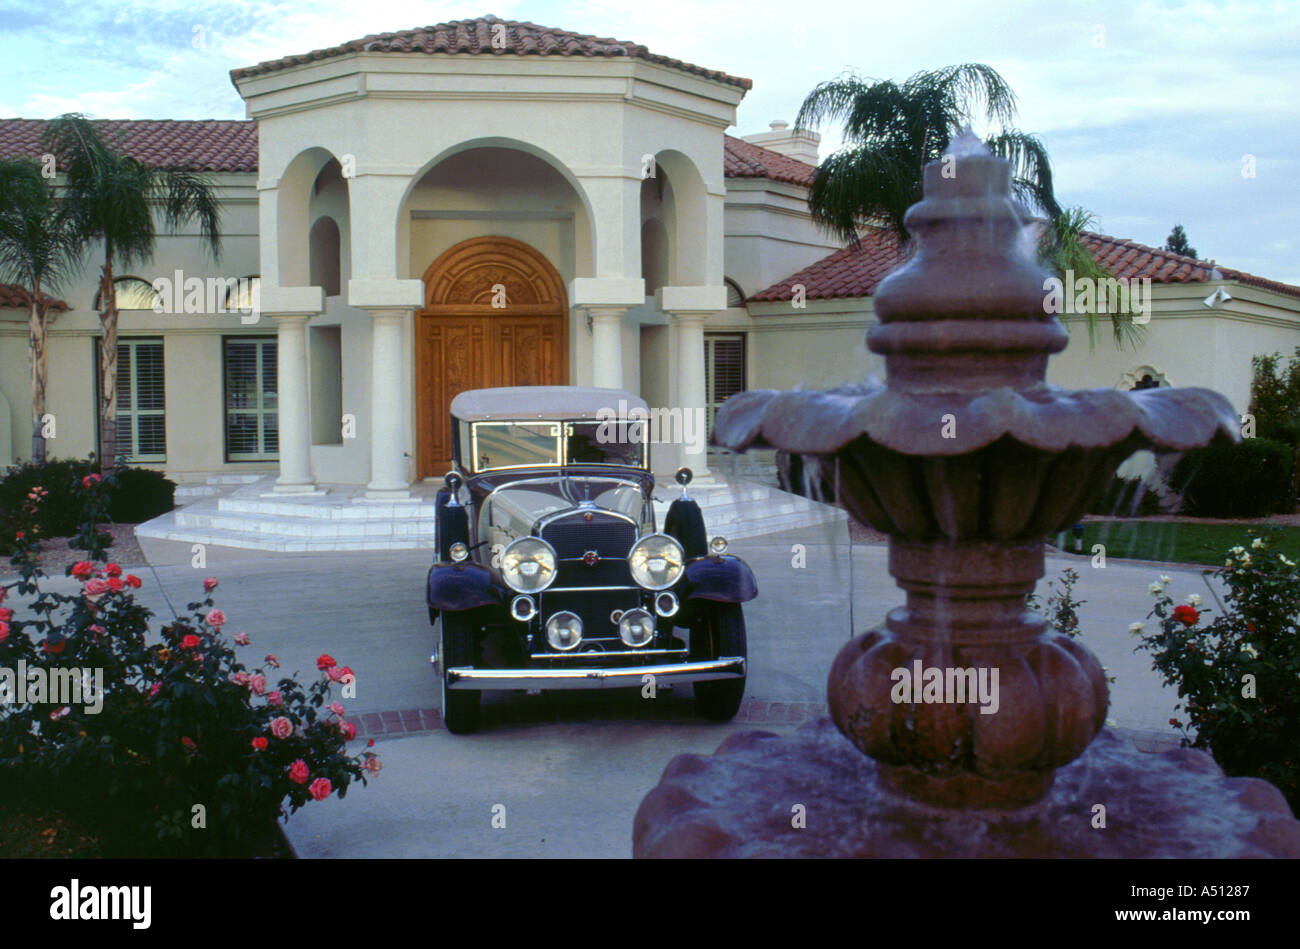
[545,611,583,652]
[618,608,656,648]
[710,536,728,555]
[654,591,679,618]
[449,542,469,562]
[510,595,537,623]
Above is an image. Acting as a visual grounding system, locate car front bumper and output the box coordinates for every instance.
[444,656,746,691]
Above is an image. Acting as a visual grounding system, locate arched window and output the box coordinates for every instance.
[309,216,341,297]
[93,276,160,311]
[1120,366,1170,390]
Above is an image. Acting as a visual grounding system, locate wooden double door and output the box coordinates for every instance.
[416,237,569,477]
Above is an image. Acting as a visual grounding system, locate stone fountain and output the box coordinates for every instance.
[632,135,1300,858]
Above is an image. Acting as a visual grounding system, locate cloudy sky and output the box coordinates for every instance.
[1,0,1296,282]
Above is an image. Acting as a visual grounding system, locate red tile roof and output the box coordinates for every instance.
[0,118,257,173]
[0,282,70,312]
[0,120,814,191]
[723,135,816,187]
[230,14,752,90]
[751,229,1300,303]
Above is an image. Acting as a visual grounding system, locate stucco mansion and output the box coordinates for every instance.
[2,15,1299,546]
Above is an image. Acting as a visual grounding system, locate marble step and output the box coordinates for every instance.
[136,512,435,552]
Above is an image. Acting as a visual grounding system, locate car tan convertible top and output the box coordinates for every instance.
[450,386,649,422]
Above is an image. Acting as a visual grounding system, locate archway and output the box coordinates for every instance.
[416,236,569,476]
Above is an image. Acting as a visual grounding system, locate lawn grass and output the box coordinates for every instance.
[1051,520,1300,567]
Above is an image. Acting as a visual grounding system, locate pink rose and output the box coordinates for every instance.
[248,673,267,696]
[0,621,8,643]
[265,653,280,668]
[288,759,310,784]
[329,701,345,717]
[229,671,250,686]
[84,578,109,596]
[308,777,332,801]
[203,577,219,593]
[267,690,283,707]
[205,609,226,627]
[149,682,161,699]
[234,632,250,646]
[49,705,71,721]
[363,755,382,775]
[340,721,357,740]
[0,608,10,622]
[270,716,293,739]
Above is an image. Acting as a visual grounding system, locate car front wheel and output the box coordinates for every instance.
[690,602,747,721]
[440,610,481,734]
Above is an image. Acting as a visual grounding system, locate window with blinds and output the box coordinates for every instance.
[224,338,279,461]
[705,333,746,441]
[96,338,165,463]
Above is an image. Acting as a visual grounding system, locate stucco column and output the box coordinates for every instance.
[588,306,626,390]
[270,312,317,493]
[670,310,710,477]
[364,308,410,499]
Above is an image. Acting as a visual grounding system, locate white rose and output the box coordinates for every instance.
[1187,594,1202,608]
[1242,643,1259,659]
[1251,538,1264,549]
[1148,582,1163,595]
[1129,622,1145,635]
[1160,574,1171,584]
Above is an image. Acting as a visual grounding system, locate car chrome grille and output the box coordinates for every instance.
[541,511,637,560]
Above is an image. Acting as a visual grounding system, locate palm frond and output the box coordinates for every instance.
[985,130,1062,219]
[807,141,919,244]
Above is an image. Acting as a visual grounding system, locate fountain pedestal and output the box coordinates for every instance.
[633,135,1300,856]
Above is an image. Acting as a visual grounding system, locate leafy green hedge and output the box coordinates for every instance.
[1171,439,1294,517]
[0,459,174,552]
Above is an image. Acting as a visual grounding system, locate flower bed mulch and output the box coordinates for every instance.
[0,524,144,579]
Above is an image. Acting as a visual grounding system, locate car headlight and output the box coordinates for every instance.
[500,537,558,593]
[627,533,685,590]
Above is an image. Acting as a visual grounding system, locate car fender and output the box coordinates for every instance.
[427,562,506,612]
[680,554,758,603]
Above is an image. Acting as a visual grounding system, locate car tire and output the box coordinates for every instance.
[691,602,747,721]
[440,610,481,735]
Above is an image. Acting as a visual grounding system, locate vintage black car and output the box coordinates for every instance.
[426,386,757,733]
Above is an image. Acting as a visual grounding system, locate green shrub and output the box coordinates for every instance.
[1089,474,1162,516]
[0,459,174,553]
[108,467,175,523]
[1170,439,1293,517]
[1135,536,1300,812]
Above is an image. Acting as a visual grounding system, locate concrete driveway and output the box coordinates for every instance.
[107,525,1216,857]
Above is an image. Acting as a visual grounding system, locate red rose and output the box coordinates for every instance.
[308,777,332,801]
[203,577,219,593]
[104,563,122,577]
[288,759,310,784]
[0,621,8,643]
[125,574,142,588]
[71,561,94,580]
[107,576,124,592]
[340,721,357,740]
[180,634,201,649]
[367,738,375,747]
[0,608,11,622]
[251,737,268,751]
[181,736,197,752]
[1172,605,1199,626]
[43,637,64,655]
[15,531,24,540]
[316,654,337,671]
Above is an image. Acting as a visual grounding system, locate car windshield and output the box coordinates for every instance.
[466,419,647,472]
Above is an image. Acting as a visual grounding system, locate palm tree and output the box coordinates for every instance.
[0,157,83,462]
[42,114,222,472]
[795,65,1137,348]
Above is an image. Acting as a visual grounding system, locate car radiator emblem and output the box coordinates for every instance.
[582,550,599,566]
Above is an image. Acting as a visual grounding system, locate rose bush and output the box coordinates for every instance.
[0,485,379,856]
[1134,536,1300,811]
